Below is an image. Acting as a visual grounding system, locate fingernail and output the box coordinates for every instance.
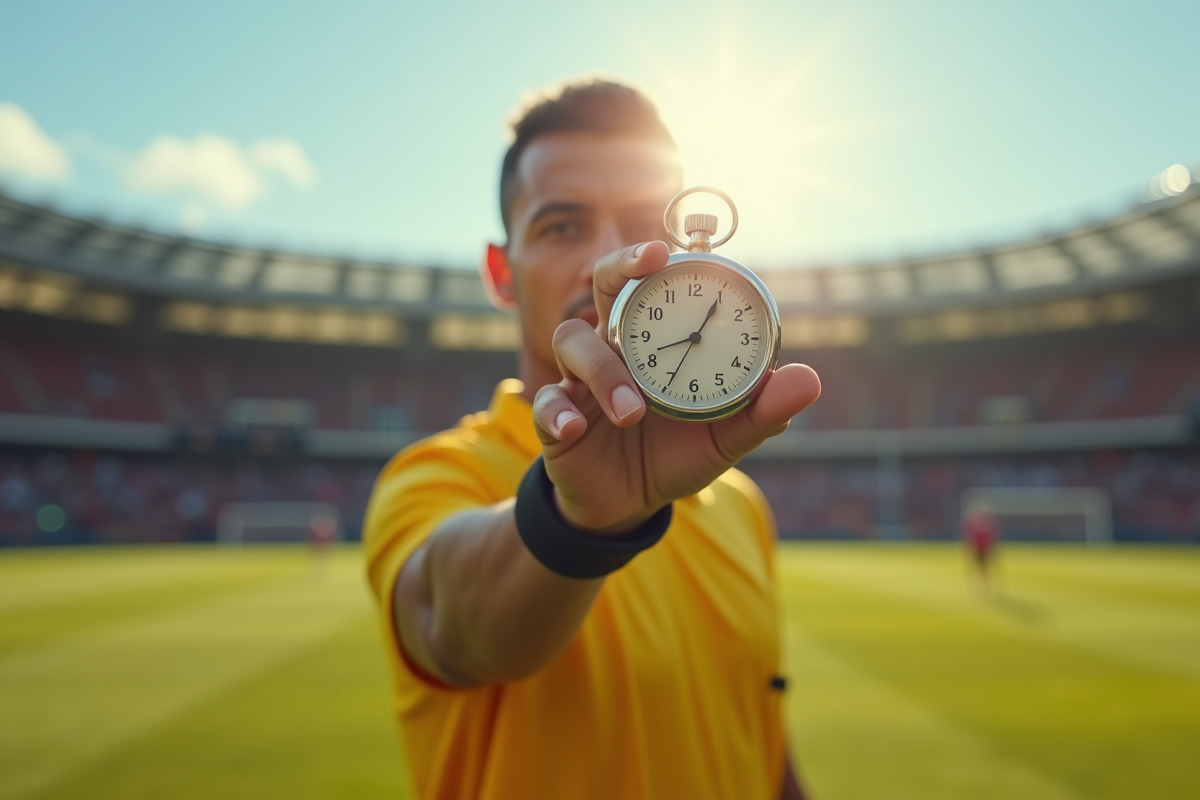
[554,410,579,436]
[633,242,649,258]
[611,385,642,421]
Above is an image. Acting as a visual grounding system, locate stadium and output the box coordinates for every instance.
[3,178,1200,800]
[2,179,1198,548]
[6,0,1200,791]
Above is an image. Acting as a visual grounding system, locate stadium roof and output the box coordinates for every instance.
[1,186,1198,317]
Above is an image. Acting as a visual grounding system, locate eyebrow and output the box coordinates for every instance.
[526,201,590,228]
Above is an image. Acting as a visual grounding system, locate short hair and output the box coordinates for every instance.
[499,79,677,237]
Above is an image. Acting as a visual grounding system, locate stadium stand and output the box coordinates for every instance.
[1,183,1198,544]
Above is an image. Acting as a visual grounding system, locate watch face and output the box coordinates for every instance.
[609,254,781,421]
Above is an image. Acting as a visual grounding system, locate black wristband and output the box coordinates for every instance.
[514,457,672,579]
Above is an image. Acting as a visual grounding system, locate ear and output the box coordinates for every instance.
[481,242,517,310]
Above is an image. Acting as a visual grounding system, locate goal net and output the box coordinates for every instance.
[216,502,341,546]
[959,487,1113,545]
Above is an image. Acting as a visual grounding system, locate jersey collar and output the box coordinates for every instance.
[488,378,541,459]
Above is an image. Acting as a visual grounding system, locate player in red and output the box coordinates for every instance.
[962,502,999,592]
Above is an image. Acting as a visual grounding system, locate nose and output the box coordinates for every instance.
[578,219,626,284]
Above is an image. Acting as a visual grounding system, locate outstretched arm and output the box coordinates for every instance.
[392,502,608,688]
[389,241,821,689]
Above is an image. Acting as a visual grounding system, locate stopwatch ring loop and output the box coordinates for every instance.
[663,186,739,250]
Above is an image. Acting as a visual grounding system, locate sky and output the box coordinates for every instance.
[0,0,1197,272]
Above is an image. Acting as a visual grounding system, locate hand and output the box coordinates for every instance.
[530,241,822,535]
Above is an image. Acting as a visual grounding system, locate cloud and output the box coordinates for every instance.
[0,107,316,237]
[0,102,71,181]
[250,138,317,189]
[123,134,318,208]
[125,134,264,208]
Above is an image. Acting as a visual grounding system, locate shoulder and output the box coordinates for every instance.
[710,468,773,524]
[361,410,532,605]
[373,378,534,501]
[704,467,778,555]
[369,417,525,517]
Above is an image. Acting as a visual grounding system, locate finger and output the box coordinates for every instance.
[591,240,671,328]
[531,382,587,444]
[552,318,646,427]
[711,364,822,461]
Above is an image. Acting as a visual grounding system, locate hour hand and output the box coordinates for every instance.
[656,333,698,351]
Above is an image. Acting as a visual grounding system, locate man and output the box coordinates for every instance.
[963,501,999,592]
[364,78,821,799]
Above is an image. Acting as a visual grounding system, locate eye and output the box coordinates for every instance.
[540,217,584,240]
[625,217,662,242]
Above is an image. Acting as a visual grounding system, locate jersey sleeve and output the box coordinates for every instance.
[361,432,505,680]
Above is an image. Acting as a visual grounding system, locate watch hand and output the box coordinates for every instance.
[665,340,694,388]
[657,333,698,351]
[695,299,719,335]
[664,299,718,387]
[657,299,719,351]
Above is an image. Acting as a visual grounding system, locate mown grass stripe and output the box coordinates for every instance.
[782,544,1200,680]
[4,543,1197,800]
[0,550,371,800]
[0,568,300,656]
[779,546,1200,800]
[31,618,411,800]
[784,627,1082,800]
[0,546,303,614]
[1008,547,1200,602]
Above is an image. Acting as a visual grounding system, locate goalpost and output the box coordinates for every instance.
[960,487,1113,546]
[216,502,341,546]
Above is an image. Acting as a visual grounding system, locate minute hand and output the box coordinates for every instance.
[694,298,718,335]
[664,299,719,387]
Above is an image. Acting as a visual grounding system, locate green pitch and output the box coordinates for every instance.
[1,543,1197,800]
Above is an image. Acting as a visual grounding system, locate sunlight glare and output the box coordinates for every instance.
[645,24,874,265]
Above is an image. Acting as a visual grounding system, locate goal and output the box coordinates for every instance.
[216,502,341,546]
[959,487,1113,545]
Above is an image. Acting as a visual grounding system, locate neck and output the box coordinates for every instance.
[517,352,562,405]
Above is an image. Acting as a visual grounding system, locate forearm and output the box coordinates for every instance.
[393,499,605,688]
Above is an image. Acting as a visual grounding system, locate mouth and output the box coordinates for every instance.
[566,296,599,328]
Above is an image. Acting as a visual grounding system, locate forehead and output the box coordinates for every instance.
[511,132,681,222]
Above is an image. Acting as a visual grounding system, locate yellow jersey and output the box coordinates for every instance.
[363,379,787,799]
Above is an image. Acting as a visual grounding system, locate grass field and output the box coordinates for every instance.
[1,543,1197,800]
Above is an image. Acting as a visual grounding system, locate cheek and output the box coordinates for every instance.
[523,260,581,309]
[513,274,568,342]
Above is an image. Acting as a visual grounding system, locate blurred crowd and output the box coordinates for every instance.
[2,446,1197,546]
[3,337,1198,433]
[2,333,1198,546]
[745,447,1200,542]
[0,449,380,546]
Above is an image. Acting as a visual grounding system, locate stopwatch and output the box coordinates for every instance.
[608,186,781,422]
